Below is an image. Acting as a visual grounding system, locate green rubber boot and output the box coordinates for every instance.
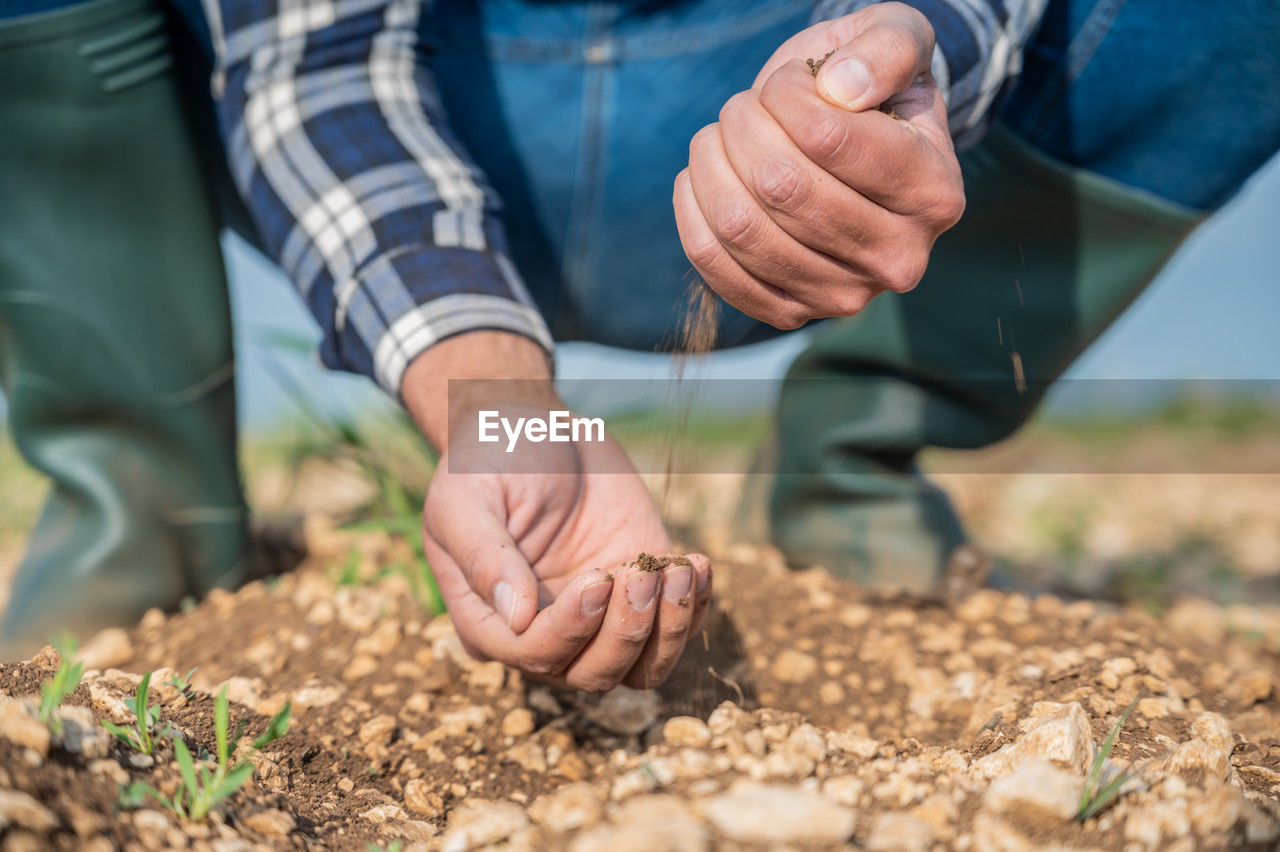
[0,0,245,659]
[761,125,1205,596]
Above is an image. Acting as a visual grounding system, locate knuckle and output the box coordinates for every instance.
[684,229,726,273]
[878,249,928,293]
[518,656,560,677]
[658,618,691,644]
[753,158,807,213]
[711,202,764,251]
[718,91,753,126]
[830,286,873,317]
[799,117,849,164]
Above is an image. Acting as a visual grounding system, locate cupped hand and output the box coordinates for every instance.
[421,400,712,692]
[674,1,964,329]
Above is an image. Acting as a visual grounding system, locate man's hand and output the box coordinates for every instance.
[674,2,964,329]
[403,332,712,692]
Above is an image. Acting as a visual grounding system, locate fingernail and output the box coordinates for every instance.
[823,58,871,107]
[626,571,659,611]
[696,567,711,592]
[493,581,516,627]
[663,566,692,605]
[580,579,613,616]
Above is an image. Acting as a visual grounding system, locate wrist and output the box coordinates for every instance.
[401,331,560,452]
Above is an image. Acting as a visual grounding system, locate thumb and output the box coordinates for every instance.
[816,10,935,111]
[424,489,541,635]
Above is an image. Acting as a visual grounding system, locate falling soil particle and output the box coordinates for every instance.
[633,553,693,573]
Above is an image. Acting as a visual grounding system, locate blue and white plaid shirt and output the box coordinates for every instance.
[202,0,1047,395]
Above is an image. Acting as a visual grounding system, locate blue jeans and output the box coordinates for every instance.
[424,0,1280,353]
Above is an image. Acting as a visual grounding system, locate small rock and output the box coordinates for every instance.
[342,655,379,682]
[354,619,402,657]
[972,702,1092,779]
[87,682,133,723]
[132,808,171,835]
[77,628,133,670]
[572,795,707,852]
[440,800,529,852]
[1163,739,1231,786]
[358,714,397,748]
[663,716,711,748]
[128,753,155,769]
[1124,799,1190,847]
[819,681,845,705]
[54,707,109,759]
[866,813,934,851]
[983,759,1080,820]
[1231,673,1273,705]
[528,782,605,832]
[0,698,50,757]
[404,778,443,818]
[467,661,507,692]
[701,783,855,843]
[362,804,408,823]
[0,790,58,833]
[244,809,295,837]
[503,741,547,773]
[772,650,818,684]
[586,687,660,735]
[501,707,535,738]
[89,759,129,784]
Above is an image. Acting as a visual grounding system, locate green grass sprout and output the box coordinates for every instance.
[1077,689,1147,822]
[164,667,199,699]
[120,686,292,821]
[102,671,166,755]
[39,634,84,736]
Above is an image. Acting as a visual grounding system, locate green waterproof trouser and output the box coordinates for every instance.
[0,0,245,659]
[765,126,1205,595]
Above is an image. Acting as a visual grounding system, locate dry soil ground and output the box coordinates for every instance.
[2,429,1280,850]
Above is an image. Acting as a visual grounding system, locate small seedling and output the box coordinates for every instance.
[38,635,84,736]
[164,667,199,700]
[367,843,403,852]
[121,686,292,821]
[1077,689,1147,821]
[102,672,166,755]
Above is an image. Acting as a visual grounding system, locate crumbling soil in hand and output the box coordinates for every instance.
[632,553,692,573]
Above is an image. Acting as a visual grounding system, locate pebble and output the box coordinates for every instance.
[983,758,1080,820]
[467,661,507,692]
[342,655,379,682]
[358,714,397,748]
[243,809,295,837]
[771,650,818,684]
[586,687,660,735]
[866,813,935,851]
[663,716,711,748]
[439,800,529,852]
[501,707,535,737]
[528,782,605,832]
[88,759,129,784]
[701,783,855,843]
[972,702,1092,779]
[0,790,58,833]
[0,697,50,757]
[571,795,708,852]
[76,628,133,670]
[403,778,443,818]
[54,707,110,759]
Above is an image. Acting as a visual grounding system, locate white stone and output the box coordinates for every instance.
[701,783,855,844]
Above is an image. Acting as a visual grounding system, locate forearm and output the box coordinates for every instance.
[813,0,1049,148]
[401,331,560,453]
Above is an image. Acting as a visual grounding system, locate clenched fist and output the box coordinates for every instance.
[674,2,964,329]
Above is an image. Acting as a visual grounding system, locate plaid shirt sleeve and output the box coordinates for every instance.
[200,0,554,396]
[814,0,1049,150]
